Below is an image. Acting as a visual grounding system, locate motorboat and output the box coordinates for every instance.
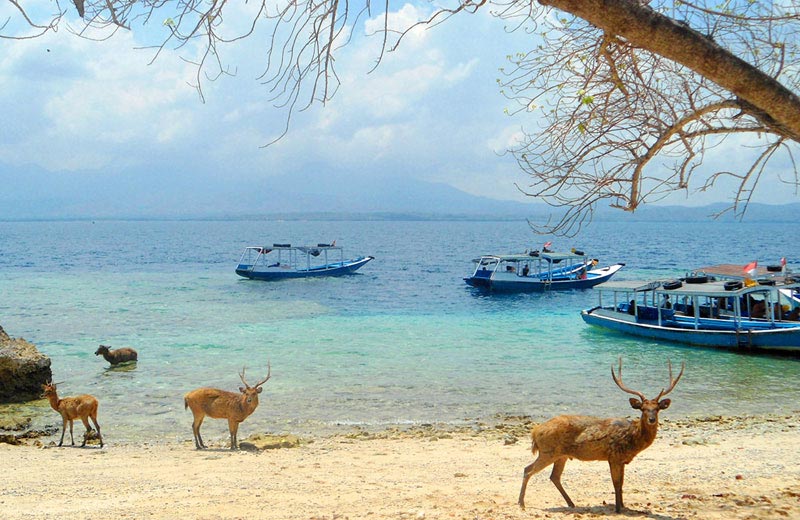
[581,277,800,353]
[464,248,624,292]
[235,243,373,280]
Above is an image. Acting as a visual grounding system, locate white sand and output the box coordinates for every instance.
[1,415,798,519]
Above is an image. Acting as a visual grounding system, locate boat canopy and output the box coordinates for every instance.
[595,279,800,298]
[473,251,588,263]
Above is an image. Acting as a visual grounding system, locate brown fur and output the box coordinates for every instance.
[184,363,271,450]
[42,382,103,448]
[95,344,138,365]
[518,359,684,513]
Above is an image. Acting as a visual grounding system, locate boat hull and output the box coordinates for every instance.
[581,307,800,353]
[236,256,374,280]
[465,263,624,292]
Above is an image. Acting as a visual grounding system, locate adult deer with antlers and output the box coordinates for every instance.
[184,362,271,450]
[518,358,684,513]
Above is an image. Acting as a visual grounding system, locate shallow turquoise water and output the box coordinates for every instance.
[1,219,799,443]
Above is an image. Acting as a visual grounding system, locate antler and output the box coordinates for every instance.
[611,357,646,402]
[238,366,247,387]
[254,361,271,387]
[655,359,685,401]
[239,361,272,388]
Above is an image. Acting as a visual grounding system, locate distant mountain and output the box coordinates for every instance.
[0,162,540,219]
[1,161,797,221]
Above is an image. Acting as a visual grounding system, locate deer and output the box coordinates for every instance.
[184,362,271,450]
[518,357,684,514]
[41,381,103,448]
[95,344,138,365]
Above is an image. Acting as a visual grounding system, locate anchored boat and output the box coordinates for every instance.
[581,277,800,354]
[235,243,374,280]
[464,248,624,292]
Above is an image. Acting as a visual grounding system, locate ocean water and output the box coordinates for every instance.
[1,218,799,444]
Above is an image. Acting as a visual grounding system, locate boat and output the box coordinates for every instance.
[694,262,800,308]
[581,277,800,354]
[464,248,624,292]
[235,243,374,280]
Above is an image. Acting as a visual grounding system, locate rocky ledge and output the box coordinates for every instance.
[0,326,52,403]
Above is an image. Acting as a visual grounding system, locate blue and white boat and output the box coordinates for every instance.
[695,263,800,308]
[464,249,624,292]
[581,277,800,354]
[235,243,374,280]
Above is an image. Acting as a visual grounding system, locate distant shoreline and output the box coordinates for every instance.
[1,201,799,223]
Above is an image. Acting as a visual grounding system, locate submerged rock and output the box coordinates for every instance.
[0,326,52,403]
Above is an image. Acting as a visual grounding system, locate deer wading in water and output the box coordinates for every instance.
[518,358,685,513]
[184,362,271,450]
[95,344,138,365]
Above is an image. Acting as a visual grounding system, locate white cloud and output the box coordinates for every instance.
[364,4,433,49]
[1,26,202,171]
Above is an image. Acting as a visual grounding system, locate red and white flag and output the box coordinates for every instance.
[543,241,552,249]
[743,260,758,277]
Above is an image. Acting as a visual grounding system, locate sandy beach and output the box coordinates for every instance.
[1,414,798,520]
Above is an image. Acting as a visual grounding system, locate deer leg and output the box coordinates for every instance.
[90,414,103,448]
[550,457,575,508]
[58,417,67,447]
[609,462,625,513]
[518,455,556,508]
[228,419,239,450]
[192,415,206,449]
[68,419,75,446]
[80,417,91,447]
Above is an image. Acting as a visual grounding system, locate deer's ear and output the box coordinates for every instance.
[629,398,642,409]
[658,398,672,410]
[239,386,246,393]
[257,387,263,393]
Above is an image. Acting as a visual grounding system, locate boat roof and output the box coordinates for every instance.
[596,279,800,298]
[697,264,788,280]
[473,251,587,262]
[244,244,342,251]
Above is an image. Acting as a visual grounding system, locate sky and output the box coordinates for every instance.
[0,2,798,219]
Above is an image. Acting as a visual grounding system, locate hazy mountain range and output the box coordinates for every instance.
[2,162,797,221]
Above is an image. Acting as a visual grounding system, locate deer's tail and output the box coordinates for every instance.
[530,430,539,456]
[184,397,189,410]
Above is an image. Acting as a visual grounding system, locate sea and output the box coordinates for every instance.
[1,218,799,444]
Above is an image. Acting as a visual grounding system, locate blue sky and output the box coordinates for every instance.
[0,2,797,218]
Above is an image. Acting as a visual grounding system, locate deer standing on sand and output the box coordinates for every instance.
[41,382,103,448]
[518,358,684,513]
[184,362,271,450]
[95,344,138,365]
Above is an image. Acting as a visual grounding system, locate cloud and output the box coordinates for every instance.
[1,27,201,171]
[364,4,433,49]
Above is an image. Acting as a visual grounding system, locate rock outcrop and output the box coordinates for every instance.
[0,326,52,403]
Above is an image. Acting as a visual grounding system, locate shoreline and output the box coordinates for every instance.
[1,409,799,446]
[2,413,798,519]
